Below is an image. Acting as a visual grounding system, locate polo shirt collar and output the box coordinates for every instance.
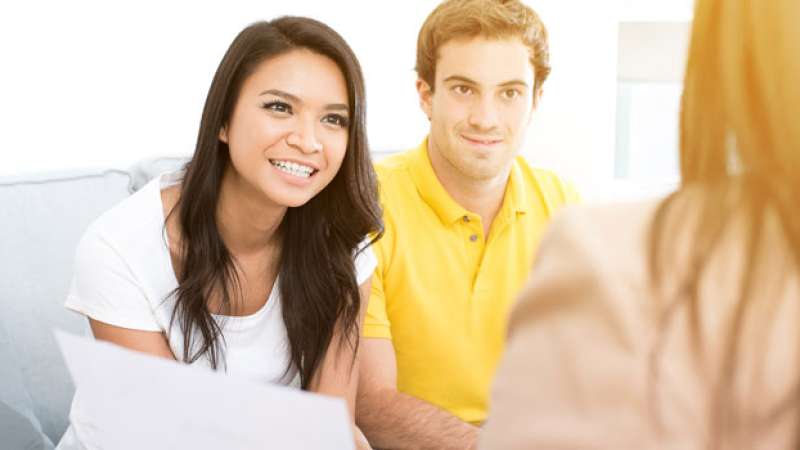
[507,161,530,215]
[409,137,529,226]
[409,138,466,225]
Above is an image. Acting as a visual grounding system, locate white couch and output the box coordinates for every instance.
[0,158,186,448]
[0,154,671,448]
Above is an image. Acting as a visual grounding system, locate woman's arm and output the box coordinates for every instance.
[89,319,176,360]
[308,280,372,450]
[67,221,177,362]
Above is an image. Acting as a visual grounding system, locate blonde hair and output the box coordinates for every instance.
[650,0,800,445]
[416,0,550,95]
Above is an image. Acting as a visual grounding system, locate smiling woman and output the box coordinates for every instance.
[56,17,382,450]
[219,49,352,204]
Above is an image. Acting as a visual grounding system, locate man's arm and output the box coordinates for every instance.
[356,338,478,450]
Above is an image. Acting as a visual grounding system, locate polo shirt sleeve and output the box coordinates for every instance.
[362,232,392,340]
[542,170,582,209]
[563,179,582,205]
[65,228,162,332]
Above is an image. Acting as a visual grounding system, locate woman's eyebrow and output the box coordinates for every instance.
[325,103,349,112]
[260,88,348,113]
[259,89,301,103]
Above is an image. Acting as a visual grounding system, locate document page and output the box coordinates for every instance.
[55,330,354,450]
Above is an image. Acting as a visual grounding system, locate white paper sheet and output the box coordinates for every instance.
[54,330,354,450]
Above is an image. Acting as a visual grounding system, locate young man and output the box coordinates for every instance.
[356,1,580,448]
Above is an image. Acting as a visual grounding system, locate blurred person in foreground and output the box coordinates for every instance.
[481,0,800,448]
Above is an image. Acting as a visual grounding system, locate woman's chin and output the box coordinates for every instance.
[270,192,316,209]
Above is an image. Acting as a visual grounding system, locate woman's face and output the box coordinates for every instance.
[220,49,350,208]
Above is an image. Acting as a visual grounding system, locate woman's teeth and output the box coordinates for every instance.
[270,160,314,178]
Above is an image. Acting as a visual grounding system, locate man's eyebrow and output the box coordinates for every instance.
[443,76,530,89]
[498,79,530,88]
[443,75,479,85]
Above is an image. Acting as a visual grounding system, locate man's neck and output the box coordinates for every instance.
[427,144,511,236]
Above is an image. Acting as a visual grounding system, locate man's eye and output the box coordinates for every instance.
[502,89,521,100]
[454,85,473,95]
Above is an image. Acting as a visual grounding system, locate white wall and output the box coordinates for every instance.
[619,0,694,21]
[523,1,619,190]
[0,0,634,194]
[0,0,432,176]
[618,22,690,83]
[0,0,616,185]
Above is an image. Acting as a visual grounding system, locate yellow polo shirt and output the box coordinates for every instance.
[364,138,580,424]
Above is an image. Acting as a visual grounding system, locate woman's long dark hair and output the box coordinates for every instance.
[166,17,382,389]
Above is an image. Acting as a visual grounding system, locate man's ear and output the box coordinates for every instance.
[528,88,544,126]
[416,78,434,121]
[218,125,228,144]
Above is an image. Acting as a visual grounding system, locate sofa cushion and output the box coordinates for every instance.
[0,316,54,450]
[0,169,132,444]
[0,401,54,450]
[127,156,189,193]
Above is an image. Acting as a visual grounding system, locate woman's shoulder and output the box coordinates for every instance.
[79,175,168,263]
[541,199,661,272]
[485,199,669,449]
[508,198,665,352]
[66,175,172,334]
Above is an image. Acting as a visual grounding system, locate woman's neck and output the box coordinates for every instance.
[216,167,286,257]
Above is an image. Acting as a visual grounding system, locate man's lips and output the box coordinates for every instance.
[461,134,503,145]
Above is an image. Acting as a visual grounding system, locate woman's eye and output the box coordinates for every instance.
[262,101,292,114]
[322,114,349,128]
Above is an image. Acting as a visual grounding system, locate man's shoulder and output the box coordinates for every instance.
[374,150,414,177]
[514,156,563,185]
[373,150,419,200]
[514,157,581,205]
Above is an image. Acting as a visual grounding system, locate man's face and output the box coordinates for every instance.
[419,37,537,182]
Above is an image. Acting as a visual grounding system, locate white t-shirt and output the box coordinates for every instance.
[58,171,376,449]
[65,169,376,383]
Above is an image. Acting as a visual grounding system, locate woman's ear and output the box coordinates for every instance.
[218,125,228,144]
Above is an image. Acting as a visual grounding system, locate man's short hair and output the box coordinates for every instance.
[416,0,551,95]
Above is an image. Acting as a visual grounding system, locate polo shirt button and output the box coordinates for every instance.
[469,234,478,242]
[462,215,470,223]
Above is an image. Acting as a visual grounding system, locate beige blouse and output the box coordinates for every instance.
[480,199,800,449]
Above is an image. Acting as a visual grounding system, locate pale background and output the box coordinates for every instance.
[0,0,694,200]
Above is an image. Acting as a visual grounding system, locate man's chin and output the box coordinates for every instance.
[454,160,506,182]
[439,145,508,180]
